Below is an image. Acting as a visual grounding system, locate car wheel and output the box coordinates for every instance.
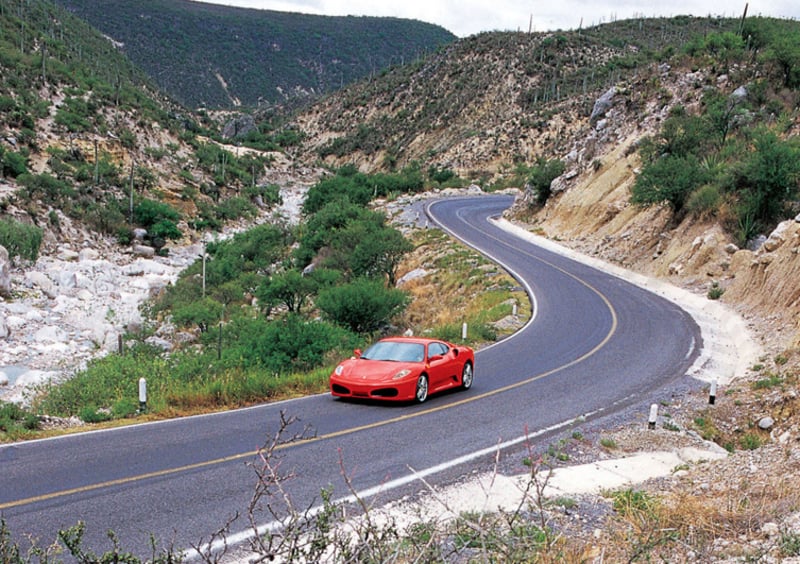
[460,361,474,390]
[415,374,429,403]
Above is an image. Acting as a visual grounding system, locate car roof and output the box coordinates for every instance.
[377,336,444,345]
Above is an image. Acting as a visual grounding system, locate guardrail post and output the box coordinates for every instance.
[648,403,658,429]
[138,377,147,412]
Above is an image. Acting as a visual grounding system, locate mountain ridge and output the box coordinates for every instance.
[52,0,456,109]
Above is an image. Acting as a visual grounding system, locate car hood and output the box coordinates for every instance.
[338,359,418,381]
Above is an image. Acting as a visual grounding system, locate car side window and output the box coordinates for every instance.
[428,342,448,358]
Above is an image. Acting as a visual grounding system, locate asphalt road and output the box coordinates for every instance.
[0,194,701,559]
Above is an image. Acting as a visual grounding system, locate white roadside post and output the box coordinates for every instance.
[138,377,147,412]
[648,403,658,430]
[461,322,468,341]
[709,379,718,405]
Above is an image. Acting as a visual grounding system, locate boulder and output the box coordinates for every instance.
[0,245,10,298]
[746,235,767,252]
[132,245,156,258]
[222,114,256,140]
[0,312,9,339]
[590,87,616,126]
[79,248,100,261]
[57,248,80,261]
[762,220,793,252]
[758,417,775,430]
[26,271,58,299]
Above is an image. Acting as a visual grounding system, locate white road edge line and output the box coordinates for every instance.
[185,408,601,560]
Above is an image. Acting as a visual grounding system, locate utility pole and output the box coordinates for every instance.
[739,3,749,36]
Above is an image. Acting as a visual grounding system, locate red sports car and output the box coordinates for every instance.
[330,337,475,403]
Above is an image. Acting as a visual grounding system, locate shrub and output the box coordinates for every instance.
[0,401,40,437]
[686,184,722,217]
[1,150,28,178]
[707,281,725,300]
[133,199,180,229]
[0,218,43,262]
[316,278,409,333]
[527,156,566,205]
[225,315,357,373]
[172,297,224,332]
[78,406,112,424]
[17,172,75,204]
[632,154,708,213]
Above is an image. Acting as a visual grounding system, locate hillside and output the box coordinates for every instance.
[290,15,800,350]
[51,0,456,109]
[295,16,743,174]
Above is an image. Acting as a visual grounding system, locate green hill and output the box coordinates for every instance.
[51,0,457,109]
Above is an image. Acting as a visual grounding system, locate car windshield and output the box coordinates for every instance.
[361,341,425,362]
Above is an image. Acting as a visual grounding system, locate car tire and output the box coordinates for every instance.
[460,361,474,390]
[415,374,429,403]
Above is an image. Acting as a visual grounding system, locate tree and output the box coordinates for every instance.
[258,270,311,314]
[316,278,409,334]
[172,297,223,333]
[703,90,746,147]
[631,154,709,213]
[736,129,800,225]
[295,201,385,267]
[350,228,413,286]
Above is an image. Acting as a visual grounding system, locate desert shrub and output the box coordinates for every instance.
[17,172,75,204]
[0,218,43,262]
[213,196,257,221]
[133,198,180,229]
[527,156,565,205]
[224,314,357,373]
[632,154,709,213]
[686,184,723,217]
[1,149,27,178]
[317,278,409,333]
[172,297,224,332]
[0,401,40,438]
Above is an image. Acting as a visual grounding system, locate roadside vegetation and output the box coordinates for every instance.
[630,18,800,246]
[0,166,529,436]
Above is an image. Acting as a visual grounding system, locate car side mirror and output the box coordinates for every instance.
[353,349,362,359]
[429,354,444,362]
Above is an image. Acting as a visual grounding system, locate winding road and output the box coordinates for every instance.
[0,194,701,558]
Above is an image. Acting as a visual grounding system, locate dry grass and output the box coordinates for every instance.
[398,228,531,341]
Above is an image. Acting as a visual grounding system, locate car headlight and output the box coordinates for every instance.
[393,369,411,379]
[335,365,344,376]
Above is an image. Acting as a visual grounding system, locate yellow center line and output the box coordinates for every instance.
[1,205,618,512]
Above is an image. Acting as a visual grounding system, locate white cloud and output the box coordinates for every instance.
[196,0,800,37]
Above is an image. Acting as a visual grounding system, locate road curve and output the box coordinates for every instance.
[0,194,701,557]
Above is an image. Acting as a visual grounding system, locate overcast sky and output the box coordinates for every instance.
[196,1,799,37]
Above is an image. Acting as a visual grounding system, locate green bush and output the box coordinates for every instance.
[350,227,414,285]
[1,150,28,178]
[17,172,75,204]
[172,297,224,332]
[686,184,722,217]
[133,199,180,229]
[225,314,357,373]
[0,218,43,262]
[79,406,112,423]
[316,278,409,333]
[527,156,565,205]
[632,154,708,213]
[0,401,40,438]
